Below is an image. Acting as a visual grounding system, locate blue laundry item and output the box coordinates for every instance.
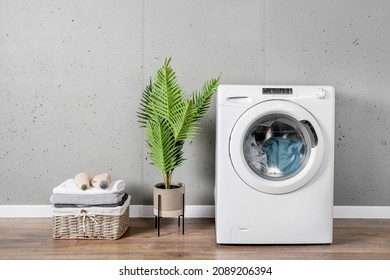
[262,136,304,176]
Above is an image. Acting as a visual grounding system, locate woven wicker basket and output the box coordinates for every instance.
[52,198,130,240]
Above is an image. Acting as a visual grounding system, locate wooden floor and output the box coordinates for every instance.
[1,218,390,260]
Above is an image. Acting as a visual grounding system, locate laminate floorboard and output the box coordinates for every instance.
[0,218,390,260]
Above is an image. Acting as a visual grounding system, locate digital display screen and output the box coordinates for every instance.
[263,88,293,95]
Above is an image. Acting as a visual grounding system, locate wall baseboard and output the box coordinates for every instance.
[333,206,390,219]
[0,205,216,218]
[0,205,390,218]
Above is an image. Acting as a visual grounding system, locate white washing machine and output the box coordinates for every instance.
[215,85,334,244]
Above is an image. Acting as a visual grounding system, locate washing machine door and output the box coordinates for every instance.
[229,100,324,194]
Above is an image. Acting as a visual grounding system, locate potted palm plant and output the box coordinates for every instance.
[138,58,219,220]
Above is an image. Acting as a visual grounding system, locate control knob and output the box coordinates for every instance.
[316,88,328,99]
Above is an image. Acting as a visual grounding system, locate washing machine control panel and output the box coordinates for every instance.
[315,88,328,99]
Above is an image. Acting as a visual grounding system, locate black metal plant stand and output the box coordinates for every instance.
[154,193,185,236]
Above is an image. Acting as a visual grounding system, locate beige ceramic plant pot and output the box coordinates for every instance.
[153,182,185,217]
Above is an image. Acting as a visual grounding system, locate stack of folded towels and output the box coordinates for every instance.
[50,172,129,209]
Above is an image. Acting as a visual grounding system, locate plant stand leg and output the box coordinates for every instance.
[157,194,161,236]
[177,193,185,235]
[157,192,184,236]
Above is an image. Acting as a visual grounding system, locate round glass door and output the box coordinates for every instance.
[243,114,312,181]
[229,100,324,194]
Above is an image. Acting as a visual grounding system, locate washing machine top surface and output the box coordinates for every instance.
[217,85,334,109]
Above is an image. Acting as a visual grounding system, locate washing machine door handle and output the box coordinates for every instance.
[301,120,318,147]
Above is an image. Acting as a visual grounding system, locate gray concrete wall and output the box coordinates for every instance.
[1,0,389,206]
[265,0,390,206]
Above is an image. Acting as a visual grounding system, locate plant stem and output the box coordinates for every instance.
[163,171,172,189]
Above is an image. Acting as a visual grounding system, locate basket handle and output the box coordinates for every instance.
[79,209,99,233]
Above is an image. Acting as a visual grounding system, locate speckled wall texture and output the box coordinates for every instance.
[1,0,389,206]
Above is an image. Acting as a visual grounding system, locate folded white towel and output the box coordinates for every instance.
[53,179,125,195]
[50,192,125,205]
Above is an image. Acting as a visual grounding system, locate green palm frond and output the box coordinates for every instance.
[137,79,154,127]
[191,76,220,123]
[137,58,220,188]
[170,100,198,141]
[152,58,184,123]
[146,118,184,173]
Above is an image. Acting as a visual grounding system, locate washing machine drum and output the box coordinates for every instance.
[229,100,325,194]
